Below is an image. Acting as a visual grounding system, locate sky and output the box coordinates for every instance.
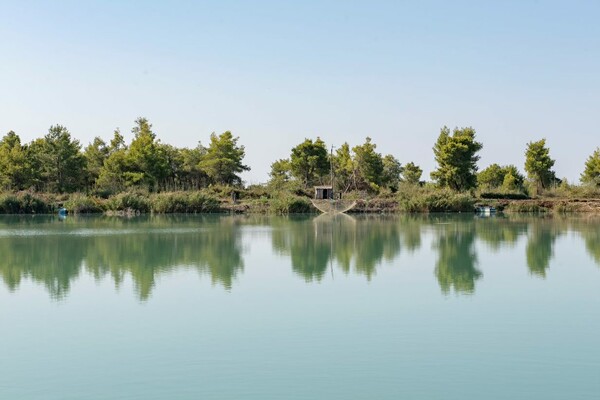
[1,0,599,184]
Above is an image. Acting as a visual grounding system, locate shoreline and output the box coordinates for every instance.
[2,191,600,215]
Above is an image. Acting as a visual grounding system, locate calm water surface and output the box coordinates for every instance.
[0,214,598,399]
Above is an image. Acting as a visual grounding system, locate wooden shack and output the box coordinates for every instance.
[314,185,334,200]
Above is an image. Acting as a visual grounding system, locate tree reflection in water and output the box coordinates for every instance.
[432,218,481,295]
[0,214,598,299]
[0,215,244,300]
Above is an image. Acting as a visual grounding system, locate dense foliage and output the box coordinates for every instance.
[478,164,525,192]
[0,118,249,194]
[271,137,407,194]
[0,120,598,215]
[430,126,482,191]
[524,139,557,192]
[581,148,600,186]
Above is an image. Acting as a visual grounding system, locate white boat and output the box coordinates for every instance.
[475,206,496,214]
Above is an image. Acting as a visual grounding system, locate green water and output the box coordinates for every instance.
[0,214,598,399]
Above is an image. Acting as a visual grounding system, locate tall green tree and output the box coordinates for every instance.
[126,118,169,190]
[524,139,556,191]
[108,129,126,153]
[352,137,384,192]
[96,149,129,194]
[581,147,600,186]
[0,131,29,190]
[431,126,482,191]
[83,137,109,188]
[95,129,130,194]
[36,125,86,193]
[332,142,354,192]
[268,159,292,190]
[289,138,329,187]
[402,162,422,185]
[198,131,249,185]
[178,144,208,190]
[381,154,403,191]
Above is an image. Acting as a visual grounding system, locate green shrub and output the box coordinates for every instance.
[150,191,220,213]
[241,184,271,200]
[64,193,104,213]
[270,195,313,214]
[504,203,547,213]
[0,192,54,214]
[397,186,474,212]
[479,192,529,200]
[543,184,600,199]
[105,191,151,213]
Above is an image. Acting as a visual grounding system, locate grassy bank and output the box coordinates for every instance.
[1,186,600,215]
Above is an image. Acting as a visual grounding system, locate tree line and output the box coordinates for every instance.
[1,119,599,195]
[270,126,600,195]
[0,118,248,194]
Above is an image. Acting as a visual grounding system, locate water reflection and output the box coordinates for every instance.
[578,218,600,266]
[433,220,481,294]
[0,215,244,300]
[525,219,562,278]
[0,214,598,300]
[272,214,405,281]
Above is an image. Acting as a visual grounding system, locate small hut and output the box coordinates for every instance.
[314,185,334,200]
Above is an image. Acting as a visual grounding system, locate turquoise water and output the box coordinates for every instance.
[0,214,598,399]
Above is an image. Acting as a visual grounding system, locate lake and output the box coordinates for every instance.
[0,214,598,399]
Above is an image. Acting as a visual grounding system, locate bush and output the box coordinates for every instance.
[0,192,54,214]
[543,183,600,199]
[504,202,547,213]
[270,194,313,214]
[150,191,220,213]
[479,192,529,200]
[64,193,104,213]
[105,191,151,213]
[241,184,271,200]
[397,186,475,212]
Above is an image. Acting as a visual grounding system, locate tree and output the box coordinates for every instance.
[0,131,29,190]
[431,126,482,191]
[477,164,505,189]
[332,142,354,192]
[352,137,384,191]
[83,137,109,188]
[23,139,45,191]
[96,149,129,194]
[381,154,403,191]
[478,164,525,191]
[269,159,292,190]
[198,131,249,185]
[501,165,525,191]
[109,129,126,153]
[178,144,208,190]
[126,118,169,190]
[581,147,600,186]
[37,125,86,193]
[402,162,422,185]
[524,139,556,191]
[289,138,329,187]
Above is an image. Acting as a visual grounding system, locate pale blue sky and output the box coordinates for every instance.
[1,0,599,183]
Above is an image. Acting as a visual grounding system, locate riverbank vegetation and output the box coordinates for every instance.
[1,118,599,214]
